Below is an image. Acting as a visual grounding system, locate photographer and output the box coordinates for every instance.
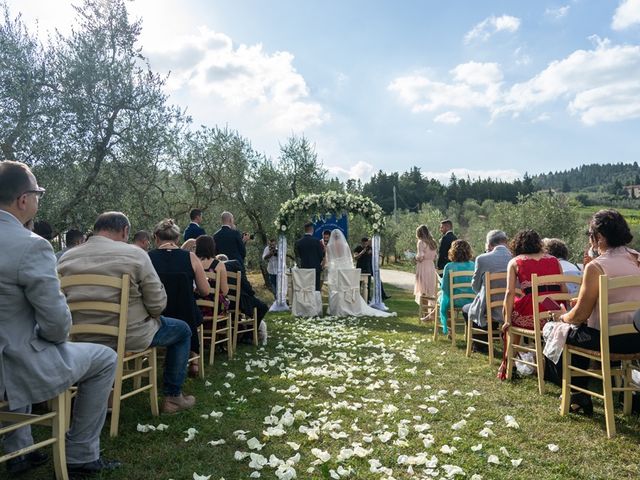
[262,238,278,296]
[354,237,389,301]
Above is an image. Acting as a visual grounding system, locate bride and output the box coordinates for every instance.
[325,229,395,317]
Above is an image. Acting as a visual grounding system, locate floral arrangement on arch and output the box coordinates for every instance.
[275,191,386,234]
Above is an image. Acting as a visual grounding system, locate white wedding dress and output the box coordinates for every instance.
[326,230,395,318]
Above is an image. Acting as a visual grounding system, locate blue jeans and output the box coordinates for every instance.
[150,316,191,396]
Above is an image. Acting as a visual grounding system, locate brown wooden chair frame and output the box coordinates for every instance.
[196,270,233,366]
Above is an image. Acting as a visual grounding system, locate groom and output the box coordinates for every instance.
[294,222,324,291]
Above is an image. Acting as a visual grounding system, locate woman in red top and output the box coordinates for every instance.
[499,230,564,378]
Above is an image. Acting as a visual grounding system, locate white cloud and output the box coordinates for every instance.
[464,15,521,43]
[388,62,503,117]
[433,112,461,124]
[145,26,328,133]
[545,5,571,20]
[326,161,376,181]
[612,0,640,30]
[390,37,640,126]
[422,168,522,183]
[499,37,640,124]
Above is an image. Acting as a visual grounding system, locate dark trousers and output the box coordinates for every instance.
[546,325,640,388]
[268,274,277,296]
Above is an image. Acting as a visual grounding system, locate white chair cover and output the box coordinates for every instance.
[291,268,322,317]
[329,268,363,317]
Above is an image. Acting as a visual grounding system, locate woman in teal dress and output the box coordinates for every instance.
[440,240,475,334]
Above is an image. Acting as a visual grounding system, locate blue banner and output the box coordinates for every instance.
[313,214,348,241]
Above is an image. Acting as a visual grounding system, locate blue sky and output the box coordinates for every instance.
[8,0,640,182]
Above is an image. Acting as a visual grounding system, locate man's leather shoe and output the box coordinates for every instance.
[67,457,121,478]
[6,450,49,475]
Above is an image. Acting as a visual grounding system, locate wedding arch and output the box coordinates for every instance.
[270,191,389,312]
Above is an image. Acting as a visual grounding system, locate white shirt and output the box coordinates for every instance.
[262,245,278,274]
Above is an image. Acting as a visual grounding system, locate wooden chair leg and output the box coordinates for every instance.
[110,362,124,437]
[228,316,234,360]
[149,350,159,417]
[64,390,73,432]
[133,357,142,391]
[560,348,571,415]
[465,320,472,357]
[198,326,205,379]
[505,332,514,380]
[450,315,456,346]
[535,334,546,395]
[487,324,494,365]
[208,320,217,366]
[252,310,259,346]
[623,361,633,416]
[52,393,69,480]
[602,358,617,438]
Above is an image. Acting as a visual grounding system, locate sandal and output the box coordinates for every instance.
[569,393,593,416]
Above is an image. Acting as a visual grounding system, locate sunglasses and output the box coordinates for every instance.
[19,188,46,200]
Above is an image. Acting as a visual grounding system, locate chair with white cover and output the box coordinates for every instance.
[291,268,323,317]
[0,393,68,479]
[560,274,640,438]
[60,273,159,437]
[329,268,363,317]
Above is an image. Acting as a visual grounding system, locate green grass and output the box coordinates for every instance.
[24,285,640,480]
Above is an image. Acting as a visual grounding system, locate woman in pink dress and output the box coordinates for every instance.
[414,225,438,318]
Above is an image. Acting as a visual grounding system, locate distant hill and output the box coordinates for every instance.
[532,162,640,192]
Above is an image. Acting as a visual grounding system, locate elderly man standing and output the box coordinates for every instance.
[464,230,512,352]
[213,211,248,269]
[58,212,196,414]
[0,161,120,477]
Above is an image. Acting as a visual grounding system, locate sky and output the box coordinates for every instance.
[6,0,640,183]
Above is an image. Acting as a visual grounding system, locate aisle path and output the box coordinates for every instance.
[380,268,415,291]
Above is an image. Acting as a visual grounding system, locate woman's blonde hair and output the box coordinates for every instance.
[153,218,181,242]
[416,224,437,250]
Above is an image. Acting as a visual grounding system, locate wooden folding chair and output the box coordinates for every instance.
[196,270,233,366]
[231,271,259,351]
[560,274,640,438]
[466,271,508,364]
[506,273,581,394]
[434,270,474,345]
[0,393,68,479]
[60,273,159,437]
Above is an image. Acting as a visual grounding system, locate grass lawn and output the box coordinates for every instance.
[25,284,640,479]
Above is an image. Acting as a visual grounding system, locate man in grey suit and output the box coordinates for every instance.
[464,230,512,352]
[0,161,120,477]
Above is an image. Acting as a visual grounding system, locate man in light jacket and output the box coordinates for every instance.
[0,160,120,477]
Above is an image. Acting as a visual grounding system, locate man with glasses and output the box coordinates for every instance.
[0,160,121,477]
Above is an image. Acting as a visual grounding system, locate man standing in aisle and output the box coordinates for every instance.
[437,219,457,270]
[183,208,206,241]
[213,211,248,269]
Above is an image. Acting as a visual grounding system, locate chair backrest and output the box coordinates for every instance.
[226,270,242,319]
[337,268,361,288]
[449,270,475,303]
[531,273,582,329]
[59,273,130,356]
[196,270,222,320]
[599,275,640,348]
[485,271,508,325]
[292,269,316,290]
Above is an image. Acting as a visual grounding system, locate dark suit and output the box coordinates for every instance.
[224,261,267,325]
[437,230,457,270]
[213,225,246,267]
[183,222,206,241]
[295,234,324,290]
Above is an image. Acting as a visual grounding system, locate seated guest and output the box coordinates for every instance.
[149,219,209,378]
[543,237,582,294]
[183,208,206,241]
[132,230,151,251]
[58,212,197,413]
[498,229,565,379]
[216,254,268,330]
[464,230,512,351]
[196,235,229,316]
[33,219,53,241]
[557,210,640,414]
[55,228,85,260]
[1,161,119,477]
[439,240,475,335]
